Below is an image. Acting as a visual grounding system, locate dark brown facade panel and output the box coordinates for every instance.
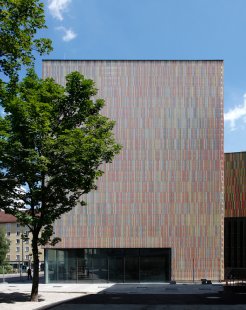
[225,152,246,217]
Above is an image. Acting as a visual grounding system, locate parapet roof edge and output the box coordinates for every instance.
[42,59,224,62]
[225,151,246,154]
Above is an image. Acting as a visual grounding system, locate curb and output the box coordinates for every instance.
[36,293,87,310]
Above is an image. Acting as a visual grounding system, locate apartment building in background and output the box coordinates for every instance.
[0,211,44,271]
[42,60,224,283]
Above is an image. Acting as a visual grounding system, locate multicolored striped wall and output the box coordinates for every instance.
[42,60,224,281]
[225,152,246,217]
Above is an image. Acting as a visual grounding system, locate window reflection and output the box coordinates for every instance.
[45,248,171,283]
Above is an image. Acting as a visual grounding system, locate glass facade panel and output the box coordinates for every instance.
[109,256,123,282]
[225,217,246,279]
[140,256,167,282]
[90,249,108,281]
[45,248,171,283]
[125,256,139,282]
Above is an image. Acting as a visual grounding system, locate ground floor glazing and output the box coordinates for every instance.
[45,248,171,283]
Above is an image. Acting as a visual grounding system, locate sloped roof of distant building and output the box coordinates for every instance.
[0,211,17,223]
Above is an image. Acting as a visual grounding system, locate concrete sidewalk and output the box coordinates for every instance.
[0,282,223,310]
[0,282,109,310]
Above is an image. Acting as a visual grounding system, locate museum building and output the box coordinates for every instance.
[42,60,224,283]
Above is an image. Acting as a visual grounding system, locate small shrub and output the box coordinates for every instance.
[0,264,13,274]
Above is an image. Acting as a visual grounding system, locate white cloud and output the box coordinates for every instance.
[48,0,71,21]
[224,94,246,131]
[56,26,77,42]
[47,0,77,42]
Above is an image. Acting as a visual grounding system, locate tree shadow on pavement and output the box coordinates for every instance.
[0,292,44,303]
[57,284,246,306]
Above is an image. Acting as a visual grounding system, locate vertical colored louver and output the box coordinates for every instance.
[42,60,224,281]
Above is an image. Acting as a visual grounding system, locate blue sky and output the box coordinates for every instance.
[37,0,246,152]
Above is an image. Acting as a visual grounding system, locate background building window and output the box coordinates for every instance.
[16,255,20,261]
[6,231,11,236]
[25,247,29,252]
[16,231,20,236]
[16,247,20,252]
[16,239,20,244]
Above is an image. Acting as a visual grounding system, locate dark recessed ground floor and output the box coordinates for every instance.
[45,248,171,283]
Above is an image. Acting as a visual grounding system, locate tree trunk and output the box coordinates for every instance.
[31,233,39,302]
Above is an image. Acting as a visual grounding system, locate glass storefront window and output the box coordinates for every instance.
[91,251,108,281]
[125,256,139,282]
[45,248,171,283]
[109,256,124,282]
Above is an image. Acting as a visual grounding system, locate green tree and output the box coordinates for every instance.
[0,70,121,301]
[0,0,52,87]
[0,228,10,266]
